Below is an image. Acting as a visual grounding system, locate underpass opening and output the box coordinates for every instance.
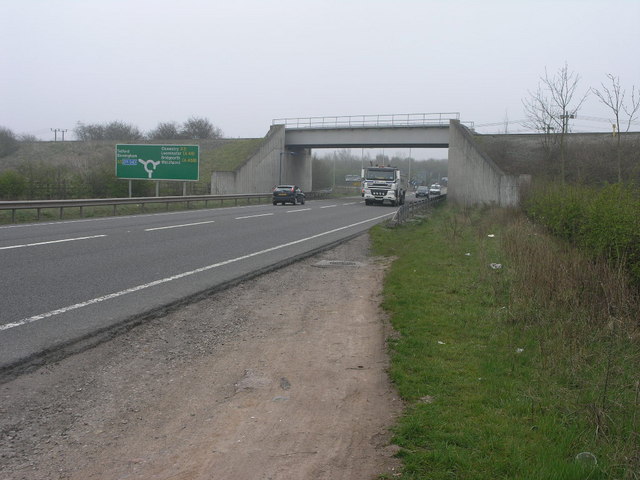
[310,147,448,194]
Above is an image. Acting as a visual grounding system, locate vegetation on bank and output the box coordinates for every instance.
[523,182,640,285]
[371,204,639,479]
[0,138,259,200]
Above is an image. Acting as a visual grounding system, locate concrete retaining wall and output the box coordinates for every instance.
[211,125,312,194]
[448,120,528,207]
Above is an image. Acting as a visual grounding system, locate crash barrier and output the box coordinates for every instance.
[392,194,447,226]
[0,192,329,223]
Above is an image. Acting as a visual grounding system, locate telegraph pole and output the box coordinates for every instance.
[51,128,68,141]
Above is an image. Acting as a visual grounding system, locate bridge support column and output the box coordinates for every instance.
[282,148,311,191]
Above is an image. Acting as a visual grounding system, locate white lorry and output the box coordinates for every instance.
[361,165,406,206]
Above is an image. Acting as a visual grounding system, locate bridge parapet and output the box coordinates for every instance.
[273,112,465,129]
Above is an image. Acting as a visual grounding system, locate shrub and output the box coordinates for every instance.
[0,169,27,199]
[524,182,640,285]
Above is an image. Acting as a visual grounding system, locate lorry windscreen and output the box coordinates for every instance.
[365,170,395,181]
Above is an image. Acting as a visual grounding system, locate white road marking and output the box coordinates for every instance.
[235,213,274,220]
[0,203,270,230]
[0,212,394,332]
[285,208,311,213]
[0,235,107,251]
[320,205,337,209]
[145,220,216,231]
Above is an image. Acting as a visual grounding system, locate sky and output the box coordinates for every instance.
[1,0,639,153]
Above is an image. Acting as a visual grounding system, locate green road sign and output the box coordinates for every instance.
[115,144,199,181]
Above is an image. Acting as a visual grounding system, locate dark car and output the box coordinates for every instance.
[415,186,429,198]
[273,185,305,205]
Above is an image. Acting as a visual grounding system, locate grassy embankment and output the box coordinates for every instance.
[371,204,639,479]
[0,138,263,224]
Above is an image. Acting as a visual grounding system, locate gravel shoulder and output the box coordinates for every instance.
[1,233,403,480]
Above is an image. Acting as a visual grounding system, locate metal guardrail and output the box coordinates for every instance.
[392,194,447,226]
[0,194,274,223]
[0,192,333,223]
[272,112,461,129]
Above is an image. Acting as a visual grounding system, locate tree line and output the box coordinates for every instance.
[75,117,224,142]
[0,116,223,158]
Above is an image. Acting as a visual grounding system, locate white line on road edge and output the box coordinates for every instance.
[0,212,394,332]
[145,220,216,231]
[0,235,107,251]
[235,213,274,220]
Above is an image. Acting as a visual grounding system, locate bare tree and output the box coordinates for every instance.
[0,126,19,157]
[181,117,223,140]
[75,121,142,141]
[103,121,142,141]
[523,62,588,183]
[593,74,640,183]
[148,121,182,140]
[74,122,105,141]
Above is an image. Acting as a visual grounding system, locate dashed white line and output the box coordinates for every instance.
[235,213,274,220]
[320,205,338,209]
[1,212,394,332]
[0,235,107,251]
[285,208,311,213]
[145,220,216,231]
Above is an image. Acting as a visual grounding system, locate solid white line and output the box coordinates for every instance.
[0,235,107,251]
[0,212,394,332]
[145,220,216,231]
[235,213,274,220]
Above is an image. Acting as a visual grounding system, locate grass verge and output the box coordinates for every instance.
[371,204,639,479]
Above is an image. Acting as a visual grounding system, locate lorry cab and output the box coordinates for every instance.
[361,166,406,206]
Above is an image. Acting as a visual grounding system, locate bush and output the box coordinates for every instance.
[523,182,640,285]
[0,169,27,199]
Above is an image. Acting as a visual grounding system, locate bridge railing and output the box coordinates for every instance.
[272,112,461,129]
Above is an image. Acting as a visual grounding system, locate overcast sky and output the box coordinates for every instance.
[1,0,639,146]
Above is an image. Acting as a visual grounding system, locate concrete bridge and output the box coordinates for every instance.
[211,113,528,207]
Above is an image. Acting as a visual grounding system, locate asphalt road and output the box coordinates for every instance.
[0,197,395,373]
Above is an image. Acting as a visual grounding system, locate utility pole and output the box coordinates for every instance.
[51,128,68,141]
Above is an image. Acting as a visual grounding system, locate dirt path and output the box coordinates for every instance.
[1,234,403,480]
